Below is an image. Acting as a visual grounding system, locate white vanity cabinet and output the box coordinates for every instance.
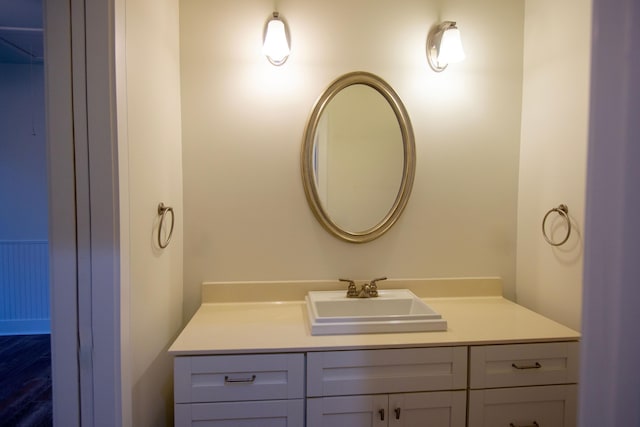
[468,342,579,427]
[306,347,467,427]
[169,283,582,427]
[172,342,580,427]
[173,353,305,426]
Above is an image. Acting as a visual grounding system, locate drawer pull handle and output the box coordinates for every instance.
[379,409,385,421]
[511,362,542,370]
[394,408,401,419]
[224,374,256,384]
[510,422,539,427]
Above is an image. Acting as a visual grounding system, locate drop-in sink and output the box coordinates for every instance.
[305,289,447,335]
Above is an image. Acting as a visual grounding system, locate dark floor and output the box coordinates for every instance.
[0,334,52,427]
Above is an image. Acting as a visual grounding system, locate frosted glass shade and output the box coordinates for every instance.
[263,16,290,65]
[427,21,465,72]
[438,27,465,65]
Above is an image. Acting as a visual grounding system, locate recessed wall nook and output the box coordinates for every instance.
[115,0,592,425]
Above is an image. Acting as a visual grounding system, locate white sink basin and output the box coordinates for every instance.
[305,289,447,335]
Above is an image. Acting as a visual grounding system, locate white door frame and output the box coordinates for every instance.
[45,0,122,425]
[45,0,80,423]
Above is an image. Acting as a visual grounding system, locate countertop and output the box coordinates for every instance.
[168,278,580,356]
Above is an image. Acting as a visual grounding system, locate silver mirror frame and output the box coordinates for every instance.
[301,71,416,243]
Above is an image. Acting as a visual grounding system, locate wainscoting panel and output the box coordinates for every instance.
[0,241,50,335]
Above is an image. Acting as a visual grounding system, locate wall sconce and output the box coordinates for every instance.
[426,21,465,72]
[263,12,290,66]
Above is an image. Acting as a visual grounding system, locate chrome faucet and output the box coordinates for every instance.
[339,277,387,298]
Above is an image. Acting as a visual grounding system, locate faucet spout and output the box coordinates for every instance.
[358,283,372,298]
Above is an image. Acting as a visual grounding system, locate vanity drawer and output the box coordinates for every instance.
[307,347,467,397]
[175,399,304,427]
[468,384,577,427]
[174,353,304,403]
[469,341,579,389]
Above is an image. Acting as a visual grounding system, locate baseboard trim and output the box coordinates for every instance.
[0,319,51,336]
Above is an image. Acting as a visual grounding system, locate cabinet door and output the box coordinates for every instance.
[175,399,304,427]
[307,395,387,427]
[468,384,577,427]
[389,391,466,427]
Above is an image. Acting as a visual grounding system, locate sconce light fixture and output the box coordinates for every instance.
[426,21,465,72]
[263,12,290,66]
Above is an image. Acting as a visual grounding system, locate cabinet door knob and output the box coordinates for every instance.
[394,407,401,419]
[378,409,385,421]
[510,422,539,427]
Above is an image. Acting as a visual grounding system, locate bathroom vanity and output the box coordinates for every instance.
[169,279,580,427]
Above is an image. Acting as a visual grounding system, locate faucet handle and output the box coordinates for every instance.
[369,277,387,297]
[370,277,387,287]
[339,278,358,297]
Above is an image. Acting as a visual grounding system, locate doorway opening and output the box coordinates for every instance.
[0,0,51,424]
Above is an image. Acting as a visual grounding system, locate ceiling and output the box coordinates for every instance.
[0,0,43,64]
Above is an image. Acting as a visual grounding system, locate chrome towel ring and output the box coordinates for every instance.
[542,204,571,246]
[157,202,175,249]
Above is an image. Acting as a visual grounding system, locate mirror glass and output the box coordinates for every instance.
[301,72,415,243]
[314,85,404,231]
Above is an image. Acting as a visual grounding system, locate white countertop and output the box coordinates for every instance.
[169,278,580,356]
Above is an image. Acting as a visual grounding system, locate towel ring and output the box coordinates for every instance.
[542,204,571,246]
[157,203,175,249]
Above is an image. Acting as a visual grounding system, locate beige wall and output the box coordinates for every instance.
[516,0,591,331]
[180,0,525,318]
[120,0,184,424]
[0,64,48,241]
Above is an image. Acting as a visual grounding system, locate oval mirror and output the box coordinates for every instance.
[301,72,416,243]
